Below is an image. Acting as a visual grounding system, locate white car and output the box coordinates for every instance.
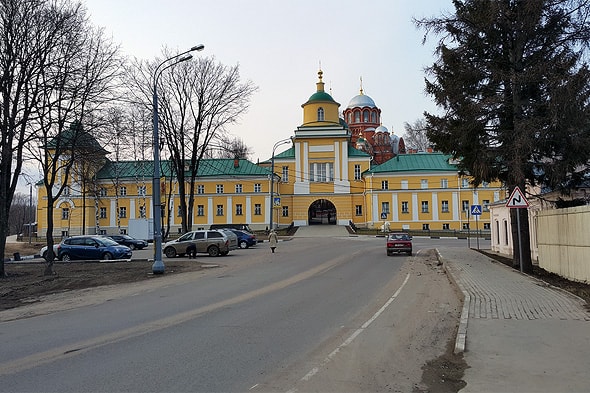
[40,244,59,260]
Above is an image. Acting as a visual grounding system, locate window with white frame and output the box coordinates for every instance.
[317,107,324,121]
[282,206,289,217]
[441,179,448,188]
[197,205,204,216]
[401,201,409,213]
[423,223,430,230]
[441,200,449,213]
[216,205,224,216]
[63,186,70,196]
[254,183,261,193]
[381,201,390,214]
[236,204,243,215]
[254,203,261,215]
[119,186,127,196]
[235,184,243,193]
[99,207,107,219]
[483,200,490,211]
[99,187,107,197]
[421,201,429,213]
[197,184,204,194]
[401,180,408,190]
[354,164,361,180]
[282,166,289,183]
[381,180,388,190]
[355,205,362,216]
[442,223,450,230]
[462,178,469,188]
[309,162,333,182]
[216,184,224,194]
[462,200,470,212]
[62,208,69,220]
[421,179,428,189]
[139,205,146,218]
[483,223,491,230]
[138,185,146,196]
[118,206,127,218]
[463,223,470,230]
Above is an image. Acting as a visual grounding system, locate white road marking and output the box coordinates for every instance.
[295,272,412,386]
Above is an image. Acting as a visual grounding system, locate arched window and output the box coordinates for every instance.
[317,107,324,121]
[347,113,352,123]
[371,112,377,123]
[354,111,360,123]
[363,110,369,122]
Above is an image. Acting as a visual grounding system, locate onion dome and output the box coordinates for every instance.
[375,125,388,133]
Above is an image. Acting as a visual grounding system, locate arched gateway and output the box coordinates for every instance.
[308,199,336,225]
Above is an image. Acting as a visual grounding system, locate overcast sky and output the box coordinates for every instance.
[83,0,454,162]
[19,0,455,194]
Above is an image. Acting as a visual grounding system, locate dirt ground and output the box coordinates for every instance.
[1,242,205,312]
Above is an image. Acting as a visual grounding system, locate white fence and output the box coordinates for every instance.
[537,205,590,283]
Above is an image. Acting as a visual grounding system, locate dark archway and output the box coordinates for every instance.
[308,199,336,225]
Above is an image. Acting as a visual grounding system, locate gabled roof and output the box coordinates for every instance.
[367,153,456,174]
[95,159,271,180]
[263,145,370,164]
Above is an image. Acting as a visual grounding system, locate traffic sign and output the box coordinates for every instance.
[470,205,482,215]
[273,197,281,207]
[506,186,529,208]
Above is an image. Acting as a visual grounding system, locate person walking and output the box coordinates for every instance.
[268,229,278,253]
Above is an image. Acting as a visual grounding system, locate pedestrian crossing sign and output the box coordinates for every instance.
[470,205,482,215]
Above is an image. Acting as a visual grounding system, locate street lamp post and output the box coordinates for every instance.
[152,44,204,274]
[269,138,292,231]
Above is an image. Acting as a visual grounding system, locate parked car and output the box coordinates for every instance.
[163,230,236,258]
[386,233,412,256]
[40,244,59,260]
[58,235,132,261]
[229,229,257,249]
[209,223,253,233]
[105,234,148,250]
[216,229,239,251]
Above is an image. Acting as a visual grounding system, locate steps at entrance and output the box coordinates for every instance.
[293,225,350,237]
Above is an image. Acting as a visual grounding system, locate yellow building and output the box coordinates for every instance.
[36,70,504,238]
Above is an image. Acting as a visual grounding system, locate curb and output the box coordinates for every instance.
[436,248,469,354]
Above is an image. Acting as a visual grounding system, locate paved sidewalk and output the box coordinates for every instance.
[437,247,590,393]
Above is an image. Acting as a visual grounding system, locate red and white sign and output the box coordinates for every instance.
[506,186,529,208]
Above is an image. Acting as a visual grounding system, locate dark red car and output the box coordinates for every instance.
[386,233,412,256]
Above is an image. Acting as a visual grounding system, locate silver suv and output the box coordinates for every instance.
[163,230,237,258]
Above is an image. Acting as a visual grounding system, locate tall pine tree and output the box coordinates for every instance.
[416,0,590,273]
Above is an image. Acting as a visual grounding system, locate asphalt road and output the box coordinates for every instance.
[0,235,472,392]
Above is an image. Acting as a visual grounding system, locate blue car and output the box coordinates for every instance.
[229,229,257,249]
[58,236,132,261]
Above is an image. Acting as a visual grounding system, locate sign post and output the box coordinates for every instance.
[470,205,482,249]
[506,186,530,272]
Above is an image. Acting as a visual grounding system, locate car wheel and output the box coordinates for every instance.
[208,245,220,257]
[164,247,177,258]
[129,244,136,250]
[407,251,412,256]
[61,253,71,262]
[102,252,113,260]
[239,240,248,249]
[42,251,47,260]
[387,251,392,256]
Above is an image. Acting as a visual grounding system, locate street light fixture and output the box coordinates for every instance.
[152,44,205,274]
[269,137,292,231]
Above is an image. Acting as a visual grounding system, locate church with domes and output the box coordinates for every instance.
[35,69,504,238]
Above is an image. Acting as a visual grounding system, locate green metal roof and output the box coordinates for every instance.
[96,158,271,180]
[305,91,337,104]
[265,145,370,163]
[367,153,457,174]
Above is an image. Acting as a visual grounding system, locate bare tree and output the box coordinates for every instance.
[211,137,253,159]
[402,118,431,152]
[21,2,121,275]
[127,54,257,233]
[8,192,36,238]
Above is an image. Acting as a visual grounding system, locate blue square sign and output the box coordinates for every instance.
[470,205,482,215]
